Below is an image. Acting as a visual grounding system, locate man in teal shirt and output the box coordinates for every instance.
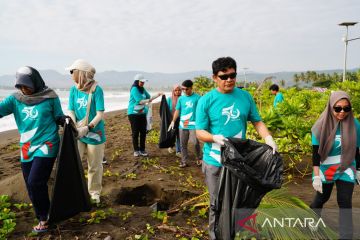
[196,57,278,240]
[169,80,202,167]
[269,84,284,108]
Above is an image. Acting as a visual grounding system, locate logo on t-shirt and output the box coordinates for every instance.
[222,103,240,125]
[335,135,341,149]
[185,101,194,109]
[77,96,88,110]
[22,106,39,121]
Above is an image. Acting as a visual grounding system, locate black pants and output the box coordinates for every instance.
[310,180,354,239]
[21,157,56,221]
[128,114,147,152]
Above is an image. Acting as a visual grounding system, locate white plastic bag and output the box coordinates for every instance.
[146,103,153,132]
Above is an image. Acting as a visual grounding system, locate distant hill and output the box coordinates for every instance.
[0,68,358,90]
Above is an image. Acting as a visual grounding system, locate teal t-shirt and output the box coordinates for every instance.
[175,93,201,130]
[68,86,106,145]
[167,97,173,112]
[0,95,64,162]
[273,92,284,108]
[311,119,360,183]
[127,87,151,115]
[196,88,262,167]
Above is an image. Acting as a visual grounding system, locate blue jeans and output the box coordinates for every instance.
[21,157,56,221]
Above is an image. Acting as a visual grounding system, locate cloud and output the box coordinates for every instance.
[0,0,359,74]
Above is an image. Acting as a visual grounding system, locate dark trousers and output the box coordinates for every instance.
[21,157,56,221]
[179,129,201,164]
[128,114,147,151]
[310,180,354,239]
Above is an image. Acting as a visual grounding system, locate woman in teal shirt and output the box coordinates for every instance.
[66,59,106,204]
[311,91,360,239]
[166,85,182,156]
[0,66,66,233]
[128,74,162,157]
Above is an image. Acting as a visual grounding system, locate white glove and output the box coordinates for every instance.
[213,135,227,146]
[356,171,360,184]
[77,126,89,138]
[167,121,175,132]
[265,135,278,154]
[312,176,323,194]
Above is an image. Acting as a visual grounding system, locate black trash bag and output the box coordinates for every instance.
[215,138,283,240]
[48,121,91,224]
[158,95,176,148]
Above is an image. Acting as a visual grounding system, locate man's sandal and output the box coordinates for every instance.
[32,221,49,233]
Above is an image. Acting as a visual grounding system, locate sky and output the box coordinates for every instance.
[0,0,359,75]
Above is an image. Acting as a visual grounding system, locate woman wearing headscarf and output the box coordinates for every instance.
[311,91,360,239]
[66,59,106,204]
[166,85,182,157]
[0,66,66,233]
[128,74,162,157]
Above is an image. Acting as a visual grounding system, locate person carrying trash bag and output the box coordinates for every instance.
[0,66,68,233]
[310,91,360,239]
[215,138,283,239]
[66,59,106,204]
[195,57,278,240]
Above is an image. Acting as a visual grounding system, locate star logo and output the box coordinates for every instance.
[222,103,240,125]
[22,106,39,121]
[77,96,87,110]
[185,101,193,109]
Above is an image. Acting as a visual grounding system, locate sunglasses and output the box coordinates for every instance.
[217,72,237,80]
[333,106,351,113]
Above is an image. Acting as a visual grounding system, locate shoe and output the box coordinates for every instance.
[32,221,49,233]
[91,194,100,204]
[134,151,140,157]
[168,147,175,154]
[102,157,107,164]
[179,163,187,168]
[139,151,148,157]
[175,152,181,158]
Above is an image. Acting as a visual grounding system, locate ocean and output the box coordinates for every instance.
[0,88,165,133]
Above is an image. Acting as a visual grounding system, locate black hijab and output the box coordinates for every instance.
[13,66,58,105]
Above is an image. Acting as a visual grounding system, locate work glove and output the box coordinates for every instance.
[212,135,227,146]
[356,170,360,185]
[77,126,89,138]
[312,176,323,194]
[56,115,71,127]
[265,135,278,154]
[167,121,175,132]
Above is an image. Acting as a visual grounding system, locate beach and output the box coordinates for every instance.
[1,104,360,239]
